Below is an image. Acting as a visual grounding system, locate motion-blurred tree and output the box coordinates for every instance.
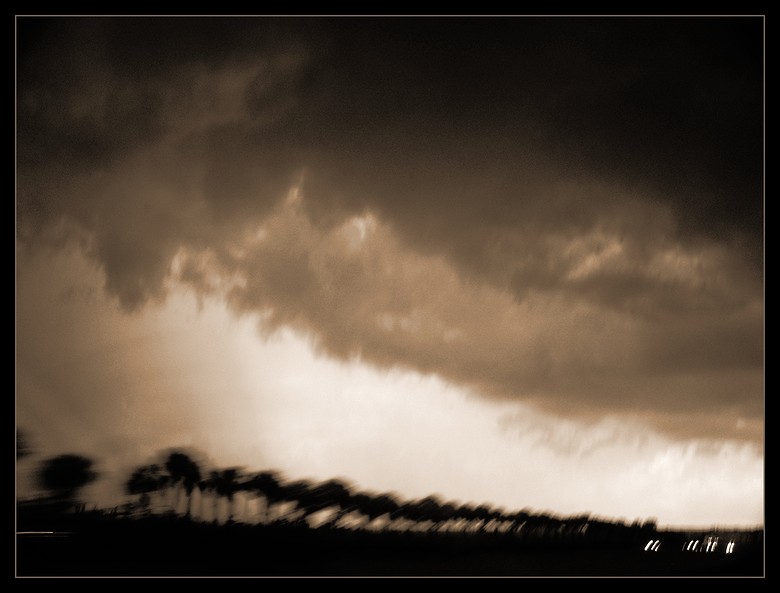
[125,464,167,515]
[278,479,315,524]
[164,451,202,518]
[297,479,353,526]
[370,493,401,522]
[201,470,221,521]
[215,467,242,523]
[38,454,97,511]
[346,491,401,530]
[245,471,283,523]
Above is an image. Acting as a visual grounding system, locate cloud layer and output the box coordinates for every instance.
[15,250,764,527]
[17,17,763,440]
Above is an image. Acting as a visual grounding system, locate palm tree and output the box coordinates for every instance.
[453,503,479,532]
[389,501,414,532]
[371,493,401,522]
[507,509,531,535]
[346,491,400,531]
[436,500,459,532]
[297,479,353,527]
[38,454,98,512]
[245,471,283,524]
[164,451,202,518]
[416,495,445,530]
[473,503,495,532]
[277,479,314,524]
[214,467,242,523]
[491,507,516,533]
[125,464,167,515]
[324,479,354,525]
[394,495,443,532]
[344,492,374,528]
[201,470,221,522]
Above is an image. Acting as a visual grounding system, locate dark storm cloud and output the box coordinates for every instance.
[17,17,316,309]
[293,17,762,247]
[18,17,763,239]
[16,17,763,430]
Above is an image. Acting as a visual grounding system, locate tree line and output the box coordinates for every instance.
[123,448,549,536]
[19,430,667,543]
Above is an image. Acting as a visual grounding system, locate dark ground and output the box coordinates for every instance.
[16,508,764,577]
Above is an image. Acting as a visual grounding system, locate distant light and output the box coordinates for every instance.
[645,540,654,551]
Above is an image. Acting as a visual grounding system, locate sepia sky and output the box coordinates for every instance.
[16,16,763,528]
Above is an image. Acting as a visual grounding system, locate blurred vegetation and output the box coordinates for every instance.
[15,437,764,576]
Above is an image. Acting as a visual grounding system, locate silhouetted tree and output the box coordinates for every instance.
[643,517,659,531]
[390,500,418,530]
[473,503,495,532]
[245,471,283,523]
[401,495,444,531]
[164,451,202,518]
[38,454,97,511]
[507,509,531,535]
[125,464,166,515]
[436,501,459,531]
[452,502,478,531]
[290,478,352,526]
[344,491,399,530]
[370,493,401,521]
[345,492,374,527]
[277,479,317,524]
[201,470,221,522]
[215,467,242,523]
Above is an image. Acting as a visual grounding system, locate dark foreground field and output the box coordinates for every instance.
[16,511,763,577]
